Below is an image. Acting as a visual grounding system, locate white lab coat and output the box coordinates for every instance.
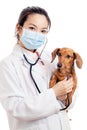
[0,44,74,130]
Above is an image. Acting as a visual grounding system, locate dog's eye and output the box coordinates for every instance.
[66,55,71,58]
[58,52,62,56]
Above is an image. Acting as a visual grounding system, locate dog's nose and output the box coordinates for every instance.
[57,63,62,68]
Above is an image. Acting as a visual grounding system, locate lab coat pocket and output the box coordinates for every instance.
[27,124,48,130]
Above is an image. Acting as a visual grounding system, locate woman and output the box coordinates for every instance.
[0,6,74,130]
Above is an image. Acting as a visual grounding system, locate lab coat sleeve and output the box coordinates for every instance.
[68,85,79,109]
[0,60,60,122]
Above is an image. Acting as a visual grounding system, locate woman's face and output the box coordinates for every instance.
[23,14,49,34]
[17,13,49,50]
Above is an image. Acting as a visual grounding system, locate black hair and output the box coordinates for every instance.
[18,6,51,29]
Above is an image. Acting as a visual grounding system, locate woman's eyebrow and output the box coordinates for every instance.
[28,23,36,27]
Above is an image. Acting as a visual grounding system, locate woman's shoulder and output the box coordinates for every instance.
[0,44,21,67]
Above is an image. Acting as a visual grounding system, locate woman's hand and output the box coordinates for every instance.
[58,94,67,102]
[52,77,73,101]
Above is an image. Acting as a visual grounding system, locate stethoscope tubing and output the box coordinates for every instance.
[23,54,41,93]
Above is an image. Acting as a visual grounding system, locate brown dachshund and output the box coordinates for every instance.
[49,47,83,109]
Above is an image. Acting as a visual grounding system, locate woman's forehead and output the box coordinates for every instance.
[24,14,49,28]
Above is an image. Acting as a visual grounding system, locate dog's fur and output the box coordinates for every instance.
[49,47,83,106]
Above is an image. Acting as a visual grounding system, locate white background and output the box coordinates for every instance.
[0,0,87,130]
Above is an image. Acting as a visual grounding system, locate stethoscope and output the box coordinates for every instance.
[23,52,70,130]
[22,43,47,94]
[22,43,70,112]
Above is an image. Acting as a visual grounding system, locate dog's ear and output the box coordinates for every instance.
[51,48,60,63]
[74,52,83,68]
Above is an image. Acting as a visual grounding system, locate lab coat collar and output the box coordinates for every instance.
[12,44,44,65]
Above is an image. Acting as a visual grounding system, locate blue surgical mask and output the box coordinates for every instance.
[20,29,46,50]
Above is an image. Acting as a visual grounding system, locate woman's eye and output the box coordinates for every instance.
[28,27,35,30]
[41,30,48,34]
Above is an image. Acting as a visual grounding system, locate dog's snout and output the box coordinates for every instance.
[57,63,62,68]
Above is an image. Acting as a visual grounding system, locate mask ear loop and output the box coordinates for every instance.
[38,38,48,58]
[16,25,23,41]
